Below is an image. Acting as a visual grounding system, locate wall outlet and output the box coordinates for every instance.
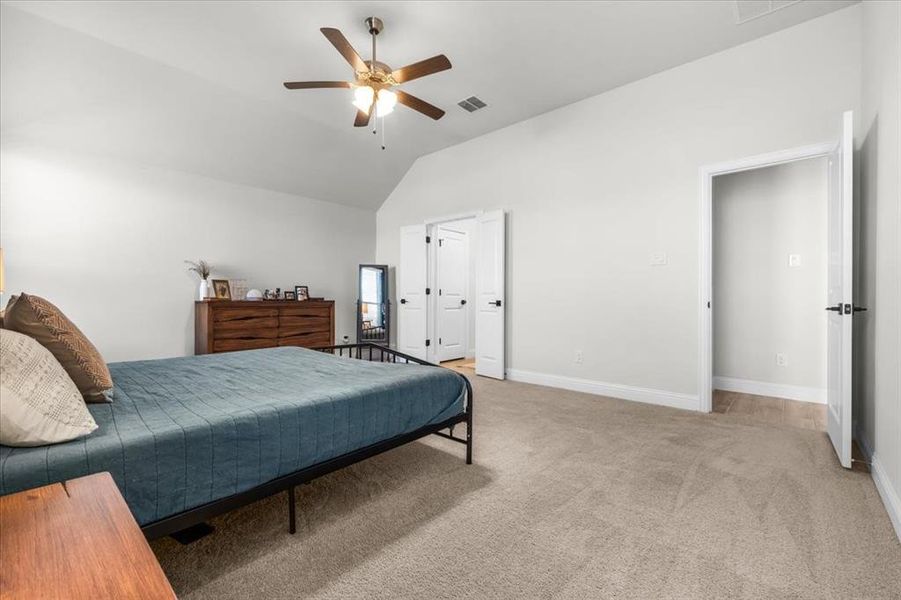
[788,254,802,268]
[776,353,787,367]
[650,251,668,266]
[575,350,583,364]
[342,335,350,344]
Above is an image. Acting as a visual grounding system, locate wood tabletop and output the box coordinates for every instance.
[0,472,176,600]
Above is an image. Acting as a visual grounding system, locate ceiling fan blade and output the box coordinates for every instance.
[396,90,445,120]
[390,55,451,84]
[354,99,375,128]
[320,27,368,73]
[353,109,371,128]
[283,81,351,89]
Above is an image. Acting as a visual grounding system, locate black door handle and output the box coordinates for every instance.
[825,303,842,312]
[400,298,407,304]
[489,300,502,307]
[853,305,868,312]
[460,299,467,305]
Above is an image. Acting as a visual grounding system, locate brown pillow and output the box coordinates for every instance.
[4,293,112,402]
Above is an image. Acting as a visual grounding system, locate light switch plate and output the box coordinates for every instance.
[650,252,668,266]
[788,254,802,267]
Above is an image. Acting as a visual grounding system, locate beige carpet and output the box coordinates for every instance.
[151,374,901,599]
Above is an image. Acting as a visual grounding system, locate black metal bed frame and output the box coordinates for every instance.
[140,343,473,540]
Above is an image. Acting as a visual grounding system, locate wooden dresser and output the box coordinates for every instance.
[195,299,335,354]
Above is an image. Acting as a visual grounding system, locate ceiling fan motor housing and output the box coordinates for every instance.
[365,17,384,35]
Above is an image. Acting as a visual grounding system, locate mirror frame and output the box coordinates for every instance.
[357,264,390,344]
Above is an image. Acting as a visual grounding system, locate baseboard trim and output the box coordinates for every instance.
[713,376,826,404]
[506,368,699,412]
[855,426,901,543]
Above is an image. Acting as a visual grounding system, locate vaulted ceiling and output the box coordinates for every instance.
[0,1,857,209]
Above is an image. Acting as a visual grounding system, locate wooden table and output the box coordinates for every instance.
[0,472,176,599]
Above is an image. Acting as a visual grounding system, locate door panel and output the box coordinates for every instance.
[826,110,853,469]
[436,226,468,362]
[475,210,506,379]
[398,225,428,360]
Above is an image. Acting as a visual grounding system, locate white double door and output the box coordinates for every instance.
[397,210,506,379]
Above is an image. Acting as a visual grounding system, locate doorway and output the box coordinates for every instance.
[711,157,828,429]
[698,111,855,468]
[397,210,506,379]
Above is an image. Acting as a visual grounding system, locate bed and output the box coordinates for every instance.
[0,344,473,539]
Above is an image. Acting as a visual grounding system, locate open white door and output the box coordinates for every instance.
[398,224,428,360]
[475,210,505,379]
[826,110,854,469]
[436,225,468,362]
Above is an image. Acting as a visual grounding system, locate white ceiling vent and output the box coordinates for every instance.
[458,96,488,113]
[734,0,801,25]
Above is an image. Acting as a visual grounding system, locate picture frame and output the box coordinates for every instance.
[294,285,309,301]
[211,279,231,300]
[284,291,296,300]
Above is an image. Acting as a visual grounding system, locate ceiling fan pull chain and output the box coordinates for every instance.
[381,116,386,151]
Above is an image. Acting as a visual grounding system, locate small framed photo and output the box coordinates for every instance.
[211,279,231,300]
[294,285,309,301]
[284,291,296,300]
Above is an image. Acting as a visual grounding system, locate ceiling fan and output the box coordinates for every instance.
[283,17,451,128]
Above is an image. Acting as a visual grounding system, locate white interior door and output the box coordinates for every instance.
[826,110,854,469]
[436,226,468,362]
[398,224,428,360]
[475,210,506,379]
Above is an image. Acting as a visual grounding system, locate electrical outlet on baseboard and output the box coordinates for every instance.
[776,353,787,367]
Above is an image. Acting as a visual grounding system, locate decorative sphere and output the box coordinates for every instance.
[245,289,263,300]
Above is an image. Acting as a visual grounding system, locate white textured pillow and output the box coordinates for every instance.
[0,329,98,446]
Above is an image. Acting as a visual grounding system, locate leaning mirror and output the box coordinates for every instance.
[357,264,389,344]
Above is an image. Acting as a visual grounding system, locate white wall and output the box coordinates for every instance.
[0,146,374,362]
[857,0,901,540]
[712,159,828,401]
[0,3,377,362]
[377,6,861,408]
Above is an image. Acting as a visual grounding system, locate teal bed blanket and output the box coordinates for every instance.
[0,347,466,525]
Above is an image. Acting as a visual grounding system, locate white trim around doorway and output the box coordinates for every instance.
[698,142,835,413]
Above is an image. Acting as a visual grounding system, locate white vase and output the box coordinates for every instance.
[199,279,209,300]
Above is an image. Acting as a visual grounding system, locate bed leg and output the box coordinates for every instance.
[288,486,296,535]
[466,414,473,465]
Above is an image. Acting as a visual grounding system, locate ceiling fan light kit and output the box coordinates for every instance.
[283,16,452,148]
[375,89,397,117]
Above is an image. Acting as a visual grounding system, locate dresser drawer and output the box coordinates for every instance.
[213,307,278,322]
[278,332,332,348]
[279,306,332,319]
[212,338,275,353]
[213,316,279,333]
[214,327,278,340]
[278,316,331,338]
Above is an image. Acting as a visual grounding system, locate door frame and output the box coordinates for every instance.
[698,142,835,413]
[424,211,483,363]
